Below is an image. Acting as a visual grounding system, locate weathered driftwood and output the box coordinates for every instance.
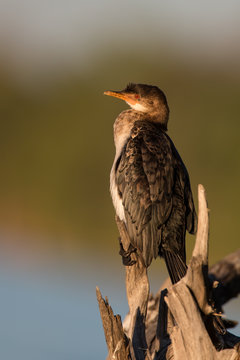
[129,247,240,358]
[97,185,240,359]
[210,249,240,310]
[115,216,150,359]
[96,287,131,360]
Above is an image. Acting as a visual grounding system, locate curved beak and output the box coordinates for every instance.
[104,90,137,105]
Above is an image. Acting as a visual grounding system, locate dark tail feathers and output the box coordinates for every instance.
[162,250,187,284]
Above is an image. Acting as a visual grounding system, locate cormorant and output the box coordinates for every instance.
[105,83,197,284]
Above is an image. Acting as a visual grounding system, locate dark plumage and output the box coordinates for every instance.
[105,83,197,284]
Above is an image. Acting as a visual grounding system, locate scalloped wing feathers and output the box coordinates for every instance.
[116,120,197,268]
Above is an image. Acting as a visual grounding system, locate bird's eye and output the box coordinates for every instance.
[135,95,140,101]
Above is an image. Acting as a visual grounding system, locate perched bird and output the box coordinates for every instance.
[105,83,197,284]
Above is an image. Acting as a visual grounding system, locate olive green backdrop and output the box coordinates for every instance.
[0,51,239,266]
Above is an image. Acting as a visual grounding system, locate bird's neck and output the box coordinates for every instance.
[113,109,168,157]
[149,108,169,131]
[113,110,142,159]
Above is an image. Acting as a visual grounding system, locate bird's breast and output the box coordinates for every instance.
[110,110,143,222]
[110,162,126,222]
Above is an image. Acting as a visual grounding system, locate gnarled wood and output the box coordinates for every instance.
[192,184,209,263]
[115,215,150,356]
[210,249,240,308]
[96,287,130,360]
[97,185,240,359]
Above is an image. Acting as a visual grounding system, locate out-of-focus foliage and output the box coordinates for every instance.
[0,48,239,265]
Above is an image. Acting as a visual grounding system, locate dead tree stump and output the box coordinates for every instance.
[97,185,240,359]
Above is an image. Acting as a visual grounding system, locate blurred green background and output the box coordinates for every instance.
[0,1,239,359]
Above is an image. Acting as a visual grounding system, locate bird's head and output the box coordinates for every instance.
[104,83,169,130]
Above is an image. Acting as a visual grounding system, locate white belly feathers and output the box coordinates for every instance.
[110,110,139,222]
[110,164,126,222]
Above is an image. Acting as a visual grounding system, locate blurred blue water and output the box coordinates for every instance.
[0,257,239,360]
[0,258,127,360]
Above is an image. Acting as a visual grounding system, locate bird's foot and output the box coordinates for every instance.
[118,238,137,266]
[205,313,226,351]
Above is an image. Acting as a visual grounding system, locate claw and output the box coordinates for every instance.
[118,238,137,266]
[212,312,223,317]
